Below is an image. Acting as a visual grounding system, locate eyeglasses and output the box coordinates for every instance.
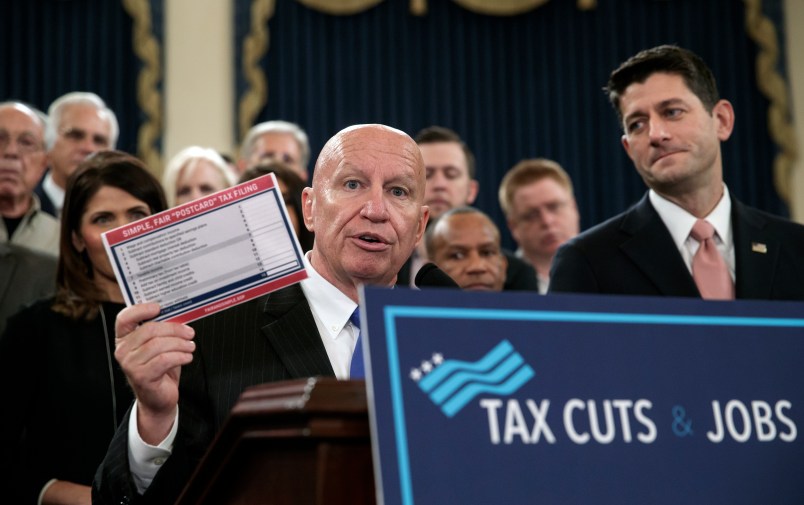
[0,131,44,155]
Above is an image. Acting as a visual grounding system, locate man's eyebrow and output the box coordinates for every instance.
[388,173,416,185]
[624,98,687,123]
[445,245,468,252]
[657,98,686,109]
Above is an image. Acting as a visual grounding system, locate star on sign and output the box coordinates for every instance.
[421,360,433,373]
[410,368,422,381]
[432,353,443,365]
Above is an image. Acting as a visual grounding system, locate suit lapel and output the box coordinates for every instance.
[732,199,778,299]
[260,284,335,378]
[0,245,16,305]
[618,195,700,297]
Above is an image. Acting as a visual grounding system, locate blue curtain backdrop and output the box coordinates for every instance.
[0,0,163,164]
[235,0,791,250]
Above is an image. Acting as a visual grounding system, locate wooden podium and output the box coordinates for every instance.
[175,377,376,505]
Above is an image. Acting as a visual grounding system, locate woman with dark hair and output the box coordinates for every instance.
[240,159,315,252]
[0,151,167,505]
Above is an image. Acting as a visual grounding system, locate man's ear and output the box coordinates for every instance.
[620,134,636,163]
[620,133,631,158]
[301,187,315,232]
[466,179,479,205]
[713,99,735,141]
[414,206,430,248]
[508,217,523,245]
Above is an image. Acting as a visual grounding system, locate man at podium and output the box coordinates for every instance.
[92,124,430,504]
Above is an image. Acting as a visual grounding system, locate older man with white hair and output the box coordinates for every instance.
[36,91,118,216]
[0,101,59,256]
[237,120,310,181]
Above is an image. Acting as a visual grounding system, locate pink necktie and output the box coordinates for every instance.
[690,219,734,300]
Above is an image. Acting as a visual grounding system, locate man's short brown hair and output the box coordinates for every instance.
[498,158,573,217]
[414,125,476,179]
[604,44,720,123]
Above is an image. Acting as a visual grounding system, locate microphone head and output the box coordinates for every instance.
[414,262,460,289]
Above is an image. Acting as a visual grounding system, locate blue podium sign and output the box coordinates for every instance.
[359,287,804,505]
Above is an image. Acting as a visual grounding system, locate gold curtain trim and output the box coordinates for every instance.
[451,0,595,16]
[121,0,162,173]
[238,0,274,142]
[298,0,383,16]
[296,0,594,17]
[452,0,549,16]
[743,0,798,205]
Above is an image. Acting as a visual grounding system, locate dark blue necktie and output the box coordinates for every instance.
[349,309,364,379]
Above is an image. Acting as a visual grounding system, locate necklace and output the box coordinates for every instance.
[99,303,119,432]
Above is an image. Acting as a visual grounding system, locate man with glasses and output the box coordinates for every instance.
[237,120,311,181]
[0,102,59,256]
[36,92,118,216]
[498,158,580,293]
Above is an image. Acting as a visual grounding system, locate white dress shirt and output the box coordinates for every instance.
[648,186,736,281]
[299,252,360,379]
[42,171,65,215]
[127,252,361,493]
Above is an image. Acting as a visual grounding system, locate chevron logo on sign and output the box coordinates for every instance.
[411,340,535,417]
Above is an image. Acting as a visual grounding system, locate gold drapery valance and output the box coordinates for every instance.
[121,0,163,174]
[237,0,796,204]
[298,0,382,16]
[297,0,596,16]
[239,0,275,142]
[743,0,797,205]
[237,0,596,138]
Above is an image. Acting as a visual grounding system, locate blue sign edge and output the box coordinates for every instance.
[381,304,804,505]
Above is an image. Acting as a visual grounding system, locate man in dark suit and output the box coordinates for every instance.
[498,158,580,294]
[425,206,508,292]
[397,125,539,291]
[36,92,118,217]
[549,45,804,300]
[0,242,56,334]
[92,124,430,503]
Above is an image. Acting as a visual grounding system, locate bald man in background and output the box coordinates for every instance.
[426,207,507,292]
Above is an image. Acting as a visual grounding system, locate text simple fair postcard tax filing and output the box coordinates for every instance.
[102,174,307,323]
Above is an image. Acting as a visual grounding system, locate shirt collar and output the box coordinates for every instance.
[300,252,356,340]
[43,171,65,211]
[649,185,732,247]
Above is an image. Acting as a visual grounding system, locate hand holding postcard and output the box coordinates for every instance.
[102,173,307,323]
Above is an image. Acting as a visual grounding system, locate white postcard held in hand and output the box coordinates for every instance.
[102,173,307,323]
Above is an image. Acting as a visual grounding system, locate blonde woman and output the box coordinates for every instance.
[162,146,237,207]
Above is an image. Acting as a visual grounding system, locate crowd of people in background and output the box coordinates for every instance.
[1,44,804,504]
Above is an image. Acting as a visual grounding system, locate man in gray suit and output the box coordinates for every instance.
[549,45,804,300]
[93,124,430,503]
[0,242,56,334]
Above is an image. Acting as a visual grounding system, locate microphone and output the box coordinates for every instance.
[414,263,460,289]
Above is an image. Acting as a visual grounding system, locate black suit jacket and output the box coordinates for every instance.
[396,249,539,291]
[34,175,58,218]
[549,193,804,300]
[93,284,335,504]
[0,242,56,334]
